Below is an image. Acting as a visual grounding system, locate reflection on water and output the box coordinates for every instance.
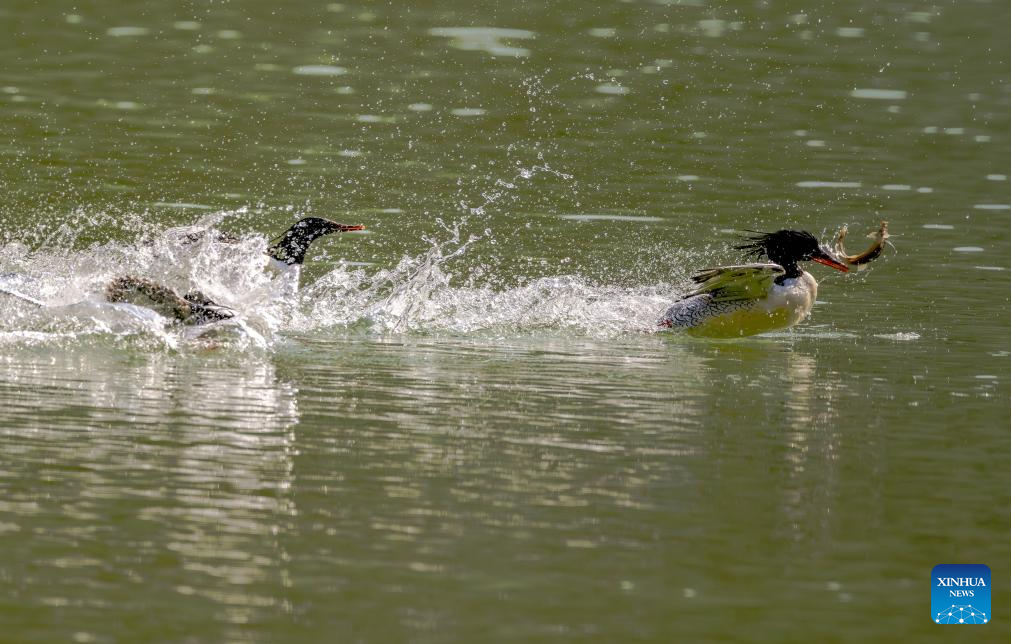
[0,348,297,640]
[0,329,1007,640]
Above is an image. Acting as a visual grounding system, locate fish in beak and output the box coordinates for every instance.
[811,246,850,272]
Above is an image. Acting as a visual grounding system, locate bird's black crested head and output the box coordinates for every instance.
[735,229,821,263]
[735,229,849,274]
[267,217,364,265]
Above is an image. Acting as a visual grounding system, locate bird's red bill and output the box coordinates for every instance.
[812,255,850,272]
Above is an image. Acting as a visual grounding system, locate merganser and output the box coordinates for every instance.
[264,217,364,290]
[660,229,850,338]
[105,217,364,324]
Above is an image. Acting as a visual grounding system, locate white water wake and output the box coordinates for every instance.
[1,209,681,350]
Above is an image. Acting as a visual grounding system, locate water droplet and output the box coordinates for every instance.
[594,83,628,96]
[560,214,662,223]
[974,204,1010,210]
[293,65,347,77]
[107,26,150,37]
[851,88,907,100]
[697,19,728,37]
[428,27,535,57]
[874,332,920,341]
[796,181,861,188]
[836,27,865,38]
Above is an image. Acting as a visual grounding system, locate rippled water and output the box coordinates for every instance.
[2,1,1009,641]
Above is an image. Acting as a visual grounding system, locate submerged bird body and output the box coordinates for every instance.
[105,217,363,324]
[661,230,848,338]
[105,276,235,324]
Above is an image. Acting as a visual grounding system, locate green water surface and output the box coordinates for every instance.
[1,1,1009,642]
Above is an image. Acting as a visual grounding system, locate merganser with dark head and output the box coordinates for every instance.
[266,217,364,269]
[264,217,365,295]
[660,229,850,338]
[106,217,364,324]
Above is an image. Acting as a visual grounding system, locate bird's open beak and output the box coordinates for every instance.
[811,246,850,272]
[334,223,365,232]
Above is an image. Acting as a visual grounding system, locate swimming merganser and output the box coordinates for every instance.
[264,217,364,291]
[660,229,850,338]
[106,217,364,324]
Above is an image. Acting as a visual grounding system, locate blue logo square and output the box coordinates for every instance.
[932,564,991,624]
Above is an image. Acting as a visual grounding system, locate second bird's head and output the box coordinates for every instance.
[267,217,365,265]
[735,229,849,272]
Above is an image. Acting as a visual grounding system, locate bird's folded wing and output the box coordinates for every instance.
[682,263,785,302]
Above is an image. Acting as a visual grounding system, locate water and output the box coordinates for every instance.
[2,1,1009,641]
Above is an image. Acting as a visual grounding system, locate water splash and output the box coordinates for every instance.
[1,207,680,350]
[303,218,672,336]
[459,162,571,216]
[1,208,282,350]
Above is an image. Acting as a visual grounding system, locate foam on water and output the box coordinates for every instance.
[1,210,678,351]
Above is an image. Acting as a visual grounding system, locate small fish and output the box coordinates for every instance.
[833,220,891,270]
